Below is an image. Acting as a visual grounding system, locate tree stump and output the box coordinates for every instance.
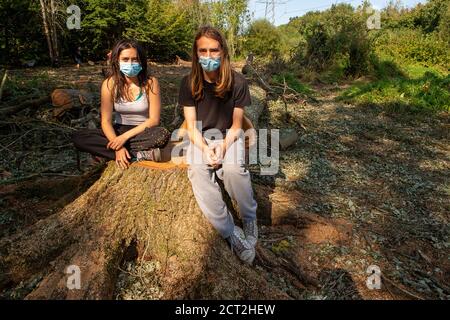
[0,82,296,300]
[1,158,291,300]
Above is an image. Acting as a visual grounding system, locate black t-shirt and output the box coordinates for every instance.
[178,71,251,134]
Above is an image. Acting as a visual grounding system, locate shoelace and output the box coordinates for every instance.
[244,221,257,237]
[137,150,153,161]
[230,230,250,253]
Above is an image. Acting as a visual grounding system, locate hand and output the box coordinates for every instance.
[115,148,131,170]
[206,144,223,169]
[212,142,226,162]
[107,134,128,151]
[203,145,219,168]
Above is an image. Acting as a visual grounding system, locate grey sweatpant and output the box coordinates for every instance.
[187,137,257,239]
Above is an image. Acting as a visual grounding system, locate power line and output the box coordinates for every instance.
[255,0,288,24]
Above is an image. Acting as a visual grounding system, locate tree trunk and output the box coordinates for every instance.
[0,85,299,300]
[0,162,290,299]
[50,0,59,61]
[39,0,54,63]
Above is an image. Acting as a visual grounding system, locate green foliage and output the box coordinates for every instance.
[438,3,450,43]
[289,4,371,77]
[120,0,196,61]
[79,0,127,58]
[338,70,450,113]
[381,0,449,33]
[409,0,449,33]
[368,53,406,79]
[277,24,304,60]
[243,19,281,58]
[373,28,450,70]
[0,0,46,65]
[206,0,250,57]
[0,0,228,65]
[271,72,314,95]
[76,0,197,61]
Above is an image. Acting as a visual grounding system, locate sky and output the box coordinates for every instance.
[248,0,426,26]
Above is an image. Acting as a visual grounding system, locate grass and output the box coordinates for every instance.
[271,72,314,95]
[337,58,450,114]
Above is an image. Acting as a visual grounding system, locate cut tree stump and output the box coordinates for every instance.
[0,161,290,299]
[0,84,295,300]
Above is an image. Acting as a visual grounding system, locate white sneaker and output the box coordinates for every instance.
[243,220,258,247]
[227,226,255,265]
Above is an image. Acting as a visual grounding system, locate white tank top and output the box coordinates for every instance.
[114,89,149,126]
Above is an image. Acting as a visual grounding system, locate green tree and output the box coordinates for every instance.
[438,1,450,42]
[80,0,127,58]
[244,19,281,58]
[207,0,249,57]
[0,0,46,65]
[121,0,196,61]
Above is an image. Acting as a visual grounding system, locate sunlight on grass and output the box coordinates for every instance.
[337,60,450,113]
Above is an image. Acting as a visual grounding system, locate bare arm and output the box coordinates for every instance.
[119,77,161,140]
[100,78,118,142]
[100,78,131,169]
[183,106,209,153]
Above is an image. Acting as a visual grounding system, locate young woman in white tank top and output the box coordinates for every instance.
[72,39,171,169]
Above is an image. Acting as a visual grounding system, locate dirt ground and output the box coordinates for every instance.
[0,63,448,299]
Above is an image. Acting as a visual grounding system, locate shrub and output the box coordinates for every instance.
[243,19,281,58]
[373,29,450,70]
[290,4,372,77]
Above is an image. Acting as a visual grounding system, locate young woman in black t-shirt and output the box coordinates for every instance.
[178,26,258,265]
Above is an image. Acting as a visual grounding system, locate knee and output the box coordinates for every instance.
[222,165,248,178]
[154,126,171,144]
[144,126,171,147]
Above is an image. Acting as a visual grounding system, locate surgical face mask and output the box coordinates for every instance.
[119,62,142,77]
[199,56,221,72]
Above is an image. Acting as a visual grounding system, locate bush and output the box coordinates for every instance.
[438,3,450,43]
[338,71,450,113]
[277,24,304,61]
[289,4,372,77]
[243,19,281,58]
[373,29,450,70]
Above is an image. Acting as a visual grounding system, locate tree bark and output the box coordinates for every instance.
[0,162,289,299]
[0,85,296,300]
[50,0,59,61]
[39,0,54,64]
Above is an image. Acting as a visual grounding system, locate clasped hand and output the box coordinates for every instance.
[205,143,225,169]
[107,134,128,151]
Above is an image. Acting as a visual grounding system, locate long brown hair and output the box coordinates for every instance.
[191,26,233,101]
[108,39,153,102]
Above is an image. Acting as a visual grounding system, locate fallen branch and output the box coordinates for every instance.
[243,62,318,104]
[382,275,425,300]
[0,96,51,117]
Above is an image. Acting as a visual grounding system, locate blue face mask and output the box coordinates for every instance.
[119,62,142,77]
[199,56,221,72]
